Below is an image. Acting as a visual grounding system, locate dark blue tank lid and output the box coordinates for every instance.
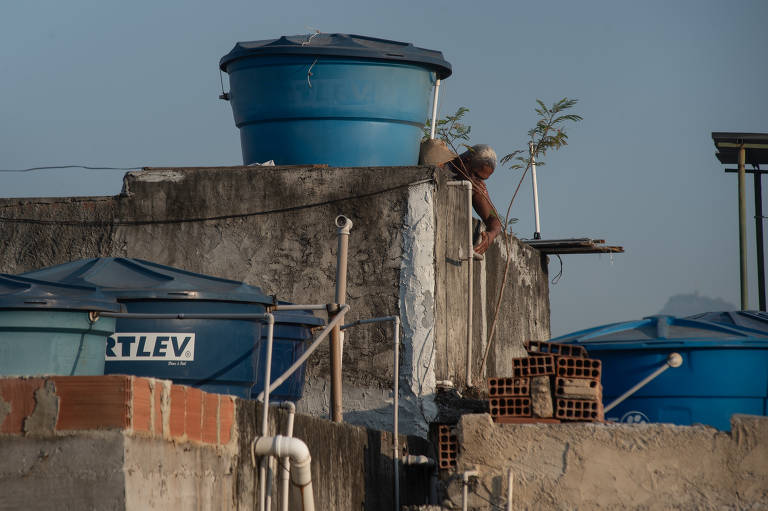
[22,258,274,304]
[686,311,768,336]
[550,314,768,349]
[0,274,122,312]
[220,33,452,79]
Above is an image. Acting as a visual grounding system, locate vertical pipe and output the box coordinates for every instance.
[739,145,749,309]
[506,468,514,511]
[259,314,275,511]
[331,215,353,422]
[393,317,400,511]
[755,171,766,311]
[279,402,295,511]
[530,141,541,239]
[430,79,441,140]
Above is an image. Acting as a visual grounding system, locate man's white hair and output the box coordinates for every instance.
[463,144,497,170]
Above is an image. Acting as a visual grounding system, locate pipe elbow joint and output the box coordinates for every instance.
[335,215,353,234]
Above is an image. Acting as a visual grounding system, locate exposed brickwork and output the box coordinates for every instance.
[494,417,561,424]
[555,356,601,380]
[434,423,458,470]
[525,340,588,358]
[487,377,529,397]
[0,375,237,446]
[0,377,44,434]
[554,398,604,422]
[512,355,555,377]
[489,397,532,418]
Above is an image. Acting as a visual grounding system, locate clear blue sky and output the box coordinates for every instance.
[2,0,767,336]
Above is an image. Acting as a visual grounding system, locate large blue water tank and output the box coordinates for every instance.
[23,258,323,401]
[219,33,452,167]
[551,315,768,430]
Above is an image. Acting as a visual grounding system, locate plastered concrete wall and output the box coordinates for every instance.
[0,165,550,435]
[448,413,768,510]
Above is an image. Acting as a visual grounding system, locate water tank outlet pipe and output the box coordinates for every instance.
[272,402,296,511]
[257,314,275,511]
[448,180,474,387]
[253,435,315,511]
[342,315,400,510]
[331,215,353,422]
[257,304,351,401]
[429,78,441,140]
[604,352,683,414]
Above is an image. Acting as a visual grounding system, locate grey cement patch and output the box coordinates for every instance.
[23,380,58,436]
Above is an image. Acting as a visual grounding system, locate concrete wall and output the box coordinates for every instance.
[0,165,550,436]
[447,413,768,510]
[0,375,432,511]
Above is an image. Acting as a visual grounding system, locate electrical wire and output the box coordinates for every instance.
[552,254,563,285]
[0,178,435,227]
[0,165,142,173]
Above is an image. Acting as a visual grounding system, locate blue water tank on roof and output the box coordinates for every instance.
[0,274,120,376]
[551,314,768,430]
[23,258,323,401]
[219,33,452,167]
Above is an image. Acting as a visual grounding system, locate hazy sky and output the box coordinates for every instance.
[1,0,766,336]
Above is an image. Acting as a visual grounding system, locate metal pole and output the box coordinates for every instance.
[755,171,766,311]
[739,145,749,309]
[530,142,541,239]
[330,215,352,422]
[430,79,441,140]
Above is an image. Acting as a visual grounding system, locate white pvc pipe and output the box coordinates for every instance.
[506,468,514,511]
[256,305,350,401]
[530,141,541,239]
[266,402,296,511]
[273,304,328,311]
[462,469,478,511]
[448,180,474,387]
[253,435,315,511]
[341,316,400,511]
[430,78,441,140]
[604,352,683,414]
[258,314,275,511]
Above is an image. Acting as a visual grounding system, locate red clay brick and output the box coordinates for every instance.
[131,377,152,434]
[487,377,529,397]
[526,340,588,358]
[186,387,203,443]
[489,396,532,418]
[169,385,186,439]
[554,398,603,422]
[0,378,45,434]
[434,423,458,470]
[555,356,601,380]
[512,355,555,377]
[202,392,219,444]
[219,396,235,444]
[52,376,130,431]
[152,380,164,436]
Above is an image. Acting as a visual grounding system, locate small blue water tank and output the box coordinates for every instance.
[23,258,323,401]
[551,315,768,430]
[0,274,120,376]
[219,33,452,167]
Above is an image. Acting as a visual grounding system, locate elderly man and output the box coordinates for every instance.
[442,144,503,255]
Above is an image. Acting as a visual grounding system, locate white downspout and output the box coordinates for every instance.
[448,180,474,387]
[253,435,315,511]
[530,141,541,239]
[275,402,296,511]
[258,313,275,511]
[430,78,441,139]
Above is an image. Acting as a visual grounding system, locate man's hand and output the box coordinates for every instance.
[473,231,491,255]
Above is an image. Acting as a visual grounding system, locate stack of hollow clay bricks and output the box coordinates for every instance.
[487,341,604,423]
[433,423,459,470]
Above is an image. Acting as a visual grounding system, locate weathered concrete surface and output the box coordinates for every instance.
[0,165,550,435]
[449,413,768,510]
[0,432,127,511]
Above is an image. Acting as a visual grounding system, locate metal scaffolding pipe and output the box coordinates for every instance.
[739,145,749,309]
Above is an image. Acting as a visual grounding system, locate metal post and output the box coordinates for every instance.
[530,142,541,240]
[330,215,352,422]
[755,171,766,311]
[430,79,441,140]
[738,145,749,309]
